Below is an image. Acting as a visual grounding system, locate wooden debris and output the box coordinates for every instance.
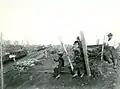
[59,39,74,72]
[80,31,91,76]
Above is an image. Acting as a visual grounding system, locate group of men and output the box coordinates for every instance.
[53,33,118,79]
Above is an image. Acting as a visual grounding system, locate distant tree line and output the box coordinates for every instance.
[0,40,30,47]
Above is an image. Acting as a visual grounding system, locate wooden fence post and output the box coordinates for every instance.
[0,32,4,89]
[80,31,91,76]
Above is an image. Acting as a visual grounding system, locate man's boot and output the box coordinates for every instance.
[72,71,78,78]
[56,74,61,79]
[80,73,84,78]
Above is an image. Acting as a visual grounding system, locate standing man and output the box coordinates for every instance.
[72,40,85,78]
[53,51,64,79]
[104,33,118,69]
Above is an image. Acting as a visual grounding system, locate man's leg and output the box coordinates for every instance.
[53,67,58,77]
[72,63,82,78]
[110,47,118,68]
[78,62,85,77]
[55,66,61,79]
[72,65,78,78]
[103,50,113,64]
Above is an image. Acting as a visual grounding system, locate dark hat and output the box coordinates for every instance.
[107,33,113,37]
[73,41,78,45]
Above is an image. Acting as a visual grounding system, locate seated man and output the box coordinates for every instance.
[103,33,118,69]
[53,51,64,79]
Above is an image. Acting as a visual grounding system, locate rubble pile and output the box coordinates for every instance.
[87,45,102,76]
[12,58,43,72]
[2,45,28,63]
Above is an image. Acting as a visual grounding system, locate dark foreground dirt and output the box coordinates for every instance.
[3,50,120,89]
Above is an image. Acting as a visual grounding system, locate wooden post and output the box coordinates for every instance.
[59,38,74,72]
[80,31,91,76]
[45,49,47,58]
[13,56,16,62]
[101,36,105,61]
[0,32,4,89]
[96,36,100,45]
[96,39,100,45]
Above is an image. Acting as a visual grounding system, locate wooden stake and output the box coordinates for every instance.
[96,39,100,45]
[59,38,74,71]
[0,32,4,89]
[80,31,91,76]
[101,36,105,61]
[13,56,16,62]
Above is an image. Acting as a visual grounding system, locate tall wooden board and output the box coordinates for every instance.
[80,31,91,76]
[101,36,105,61]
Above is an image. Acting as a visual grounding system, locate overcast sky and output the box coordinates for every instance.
[0,0,120,45]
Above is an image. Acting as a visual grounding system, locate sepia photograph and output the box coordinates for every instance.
[0,0,120,89]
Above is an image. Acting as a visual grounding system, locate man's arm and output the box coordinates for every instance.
[113,41,119,49]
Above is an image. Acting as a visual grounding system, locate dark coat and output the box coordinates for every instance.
[54,56,64,67]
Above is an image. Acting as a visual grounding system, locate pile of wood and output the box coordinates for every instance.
[87,45,102,61]
[87,45,102,72]
[2,45,28,63]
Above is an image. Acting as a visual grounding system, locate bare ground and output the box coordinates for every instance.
[3,51,120,89]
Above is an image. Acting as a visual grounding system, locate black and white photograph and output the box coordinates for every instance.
[0,0,120,89]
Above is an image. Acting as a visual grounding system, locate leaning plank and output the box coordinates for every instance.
[101,36,105,61]
[60,40,74,72]
[80,31,91,76]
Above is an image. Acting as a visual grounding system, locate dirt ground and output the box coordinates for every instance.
[3,50,120,89]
